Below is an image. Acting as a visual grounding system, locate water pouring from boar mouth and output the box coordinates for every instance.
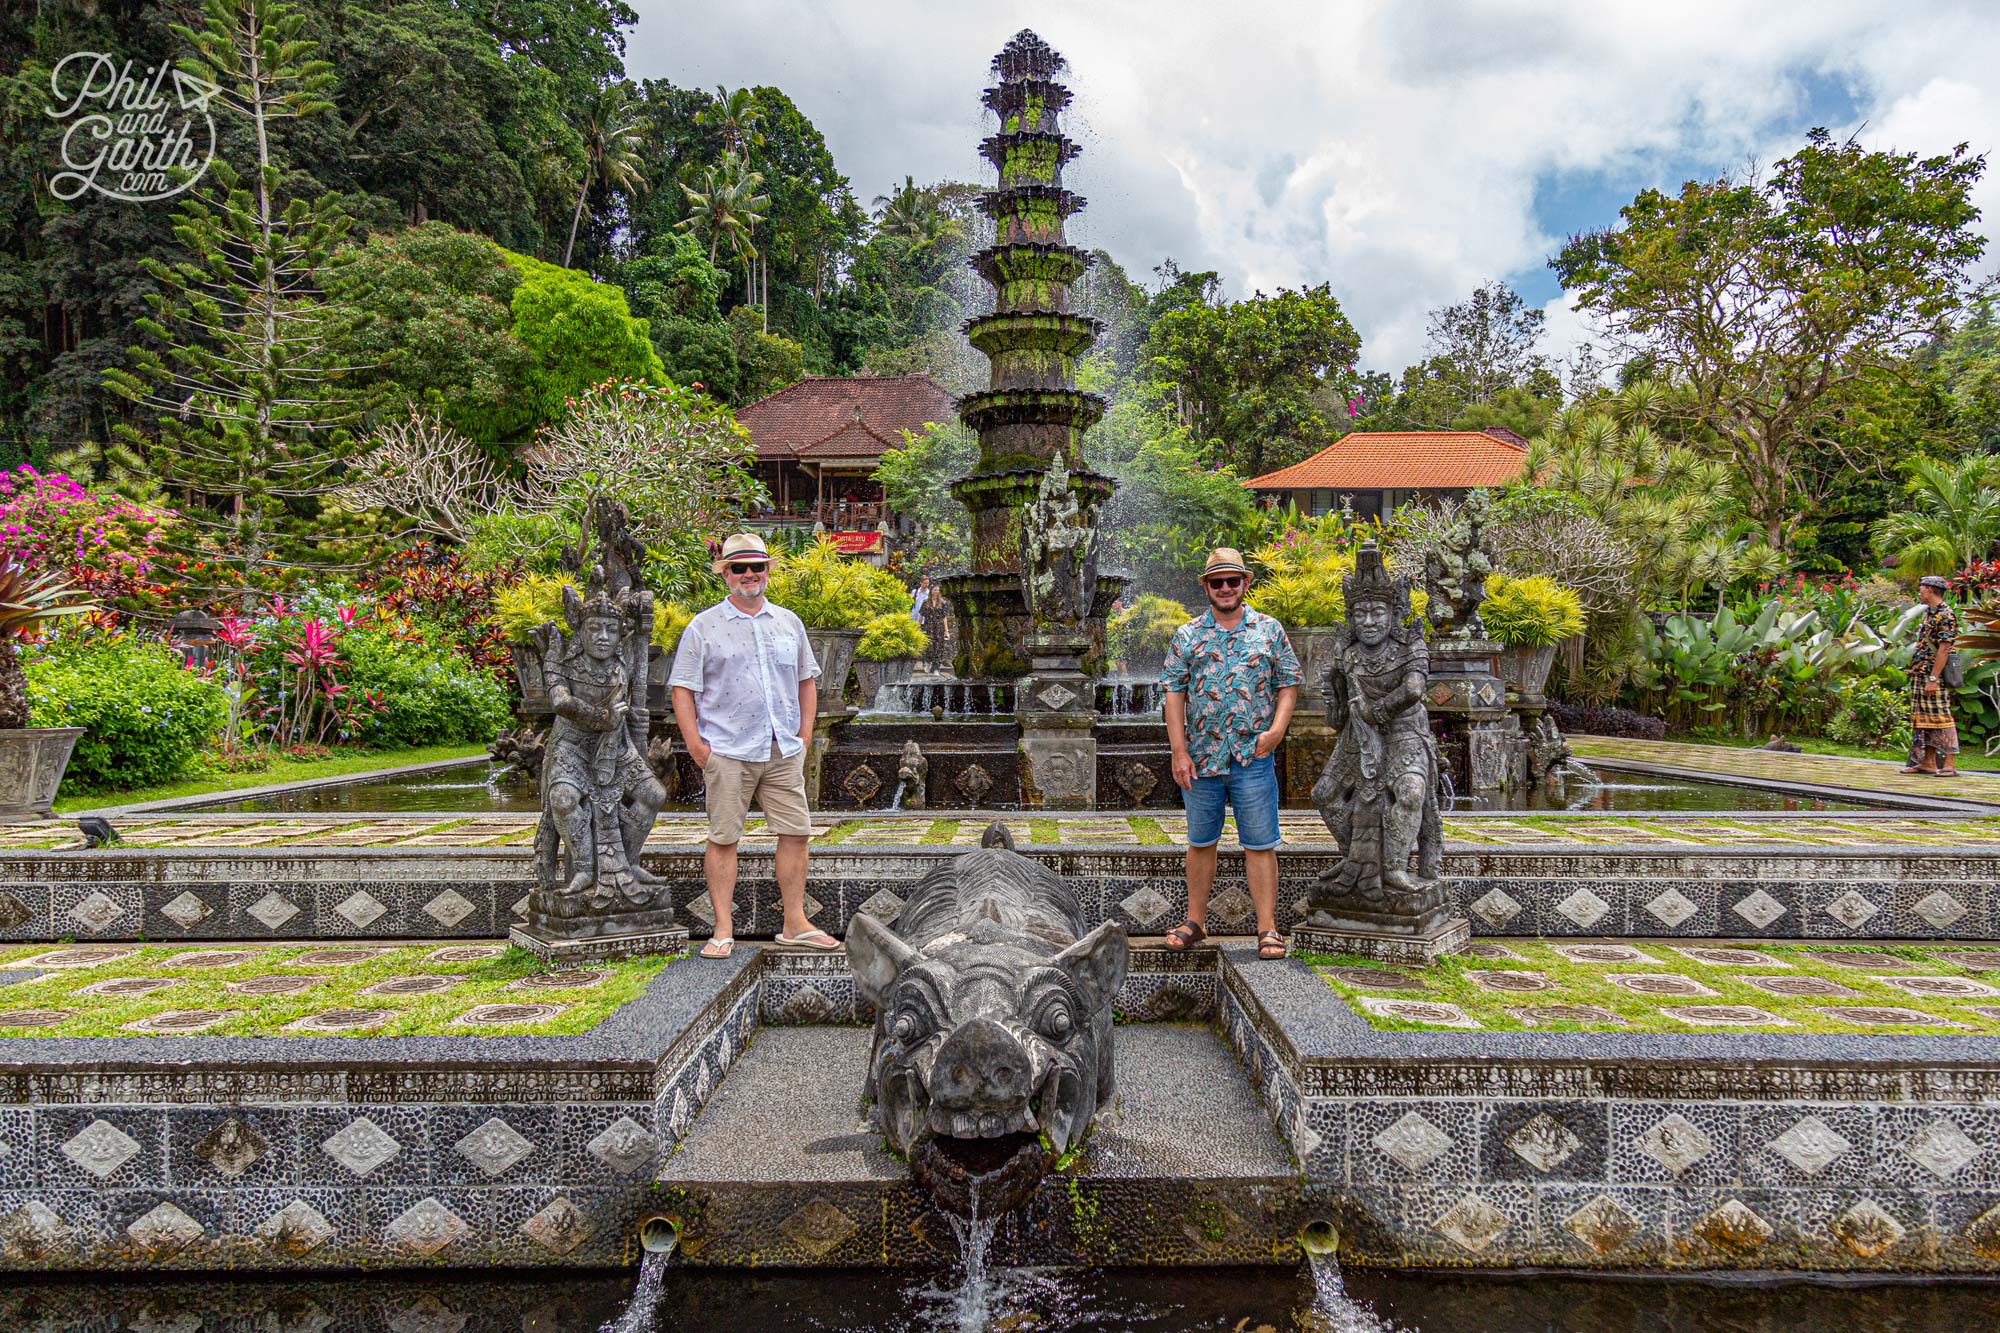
[847,824,1128,1217]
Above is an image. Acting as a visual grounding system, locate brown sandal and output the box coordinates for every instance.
[1163,918,1206,950]
[1258,930,1287,960]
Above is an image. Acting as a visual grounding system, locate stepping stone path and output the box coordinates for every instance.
[1467,970,1557,993]
[286,1008,393,1032]
[124,1010,236,1033]
[428,945,507,963]
[1354,996,1480,1028]
[224,975,325,996]
[1552,944,1656,964]
[1805,951,1926,970]
[1606,974,1717,997]
[360,975,461,997]
[508,970,608,991]
[1737,975,1860,997]
[74,977,181,998]
[1876,975,2000,998]
[1320,966,1427,991]
[284,948,396,967]
[162,950,262,968]
[1931,950,2000,972]
[454,1003,564,1026]
[1509,1004,1628,1026]
[1823,1006,1964,1026]
[1674,947,1790,968]
[1463,942,1524,960]
[17,947,139,969]
[0,1009,68,1028]
[1661,1005,1792,1026]
[1966,1006,2000,1022]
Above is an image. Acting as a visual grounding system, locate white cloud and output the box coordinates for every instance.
[626,0,2000,373]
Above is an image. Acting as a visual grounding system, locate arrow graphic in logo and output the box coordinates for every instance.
[171,68,220,114]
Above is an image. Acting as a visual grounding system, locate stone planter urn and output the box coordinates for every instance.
[852,655,916,710]
[1497,644,1559,709]
[0,727,85,818]
[807,628,864,717]
[1284,625,1343,708]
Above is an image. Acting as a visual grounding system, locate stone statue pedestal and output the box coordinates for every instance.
[511,902,688,965]
[1427,635,1526,797]
[1017,632,1098,809]
[1291,916,1471,967]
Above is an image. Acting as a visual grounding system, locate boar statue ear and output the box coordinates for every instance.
[1053,921,1129,1013]
[846,912,920,1008]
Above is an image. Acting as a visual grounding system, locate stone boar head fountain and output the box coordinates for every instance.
[846,824,1128,1216]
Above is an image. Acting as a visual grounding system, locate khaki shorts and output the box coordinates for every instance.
[702,743,813,844]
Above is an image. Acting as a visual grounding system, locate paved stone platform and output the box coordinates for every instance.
[1571,736,2000,807]
[657,1023,1304,1267]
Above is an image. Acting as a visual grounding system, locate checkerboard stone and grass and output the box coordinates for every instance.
[1310,940,2000,1035]
[8,811,2000,852]
[0,942,678,1037]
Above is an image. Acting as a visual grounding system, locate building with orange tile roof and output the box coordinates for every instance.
[1241,429,1531,519]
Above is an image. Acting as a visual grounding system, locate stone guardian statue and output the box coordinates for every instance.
[1305,540,1459,957]
[531,498,667,912]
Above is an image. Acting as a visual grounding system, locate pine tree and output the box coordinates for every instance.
[104,0,365,603]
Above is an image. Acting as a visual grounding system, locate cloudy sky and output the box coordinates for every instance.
[627,0,2000,375]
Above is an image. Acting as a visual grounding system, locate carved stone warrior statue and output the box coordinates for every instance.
[531,499,667,912]
[1309,540,1447,934]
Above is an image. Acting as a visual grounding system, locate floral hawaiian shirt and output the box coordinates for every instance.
[1159,607,1302,777]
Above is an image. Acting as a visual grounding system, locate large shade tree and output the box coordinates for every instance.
[1553,130,1989,551]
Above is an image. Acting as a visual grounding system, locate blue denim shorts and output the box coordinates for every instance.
[1182,753,1281,851]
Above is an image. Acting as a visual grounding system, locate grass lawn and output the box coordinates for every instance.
[1670,732,2000,773]
[53,742,494,815]
[1307,940,2000,1035]
[0,940,677,1037]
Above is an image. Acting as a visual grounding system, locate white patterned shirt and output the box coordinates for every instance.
[669,597,820,761]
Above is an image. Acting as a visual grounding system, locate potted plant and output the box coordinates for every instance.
[1482,573,1585,707]
[852,613,929,707]
[0,567,98,817]
[766,537,913,716]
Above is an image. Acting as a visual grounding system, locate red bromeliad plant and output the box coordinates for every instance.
[242,604,381,748]
[363,544,516,682]
[0,566,100,729]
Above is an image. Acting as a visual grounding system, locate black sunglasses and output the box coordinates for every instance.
[726,561,768,575]
[1205,575,1245,590]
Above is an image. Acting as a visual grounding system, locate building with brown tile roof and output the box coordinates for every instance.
[736,375,955,534]
[1242,429,1531,519]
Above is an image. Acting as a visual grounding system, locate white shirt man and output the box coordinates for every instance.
[670,533,835,958]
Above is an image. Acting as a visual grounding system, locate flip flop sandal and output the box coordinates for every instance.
[699,937,734,960]
[775,929,840,951]
[1163,918,1206,950]
[1257,931,1288,961]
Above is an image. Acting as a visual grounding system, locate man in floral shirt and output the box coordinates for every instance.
[1160,548,1301,959]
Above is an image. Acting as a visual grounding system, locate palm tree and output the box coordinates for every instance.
[678,158,769,274]
[872,175,931,239]
[562,83,649,268]
[1871,455,2000,577]
[699,86,764,158]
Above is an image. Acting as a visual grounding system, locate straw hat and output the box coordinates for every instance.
[1200,547,1252,582]
[712,532,771,574]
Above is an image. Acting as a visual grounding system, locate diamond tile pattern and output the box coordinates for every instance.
[321,1117,402,1177]
[1469,888,1522,929]
[1833,1199,1906,1258]
[1902,1118,1982,1181]
[1372,1111,1453,1173]
[1911,890,1968,929]
[257,1199,334,1257]
[1553,888,1610,928]
[159,891,212,928]
[333,891,388,929]
[1118,886,1172,929]
[61,1119,141,1180]
[246,892,301,930]
[1642,887,1698,927]
[423,889,477,927]
[68,891,124,932]
[126,1201,203,1259]
[521,1196,592,1255]
[1638,1113,1713,1177]
[587,1116,658,1176]
[454,1116,535,1178]
[387,1197,468,1257]
[1506,1112,1582,1173]
[191,1117,268,1178]
[1765,1116,1852,1177]
[1823,891,1880,929]
[1433,1193,1509,1254]
[1731,890,1787,929]
[1565,1194,1641,1255]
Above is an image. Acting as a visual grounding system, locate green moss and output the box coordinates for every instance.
[1029,818,1061,844]
[1128,816,1171,846]
[814,819,863,845]
[920,819,958,845]
[0,942,679,1037]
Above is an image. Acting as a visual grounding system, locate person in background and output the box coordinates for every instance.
[1902,573,1962,777]
[912,575,931,622]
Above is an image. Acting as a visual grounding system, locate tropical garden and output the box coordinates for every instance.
[0,0,1997,810]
